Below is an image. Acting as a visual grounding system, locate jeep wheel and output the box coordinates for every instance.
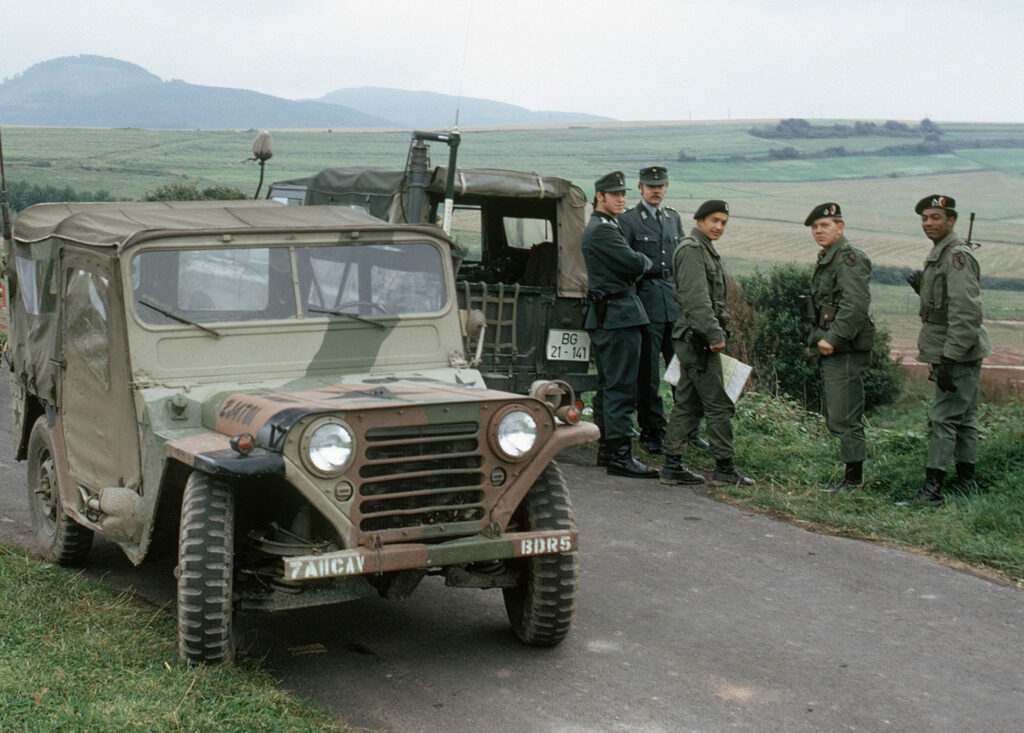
[502,462,578,646]
[177,471,235,665]
[26,417,93,564]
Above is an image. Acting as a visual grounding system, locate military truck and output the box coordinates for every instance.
[267,131,597,396]
[2,200,597,664]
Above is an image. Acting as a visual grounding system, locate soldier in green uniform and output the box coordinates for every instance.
[898,195,991,507]
[803,203,874,493]
[582,171,660,479]
[618,166,693,454]
[661,200,752,487]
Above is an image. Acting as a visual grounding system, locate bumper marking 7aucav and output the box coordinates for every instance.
[283,529,577,581]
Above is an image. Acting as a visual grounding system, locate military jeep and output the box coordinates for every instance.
[268,131,598,396]
[3,200,597,664]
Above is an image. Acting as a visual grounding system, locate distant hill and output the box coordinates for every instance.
[317,86,611,127]
[0,55,391,129]
[0,56,610,130]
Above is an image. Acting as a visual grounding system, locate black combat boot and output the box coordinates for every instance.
[711,458,754,487]
[688,429,710,450]
[952,462,980,496]
[659,454,704,485]
[819,461,863,494]
[641,431,665,455]
[606,439,660,479]
[896,468,945,507]
[596,441,609,467]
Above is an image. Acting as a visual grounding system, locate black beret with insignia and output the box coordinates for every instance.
[639,165,669,185]
[694,199,729,220]
[915,194,957,215]
[804,202,843,226]
[595,171,627,193]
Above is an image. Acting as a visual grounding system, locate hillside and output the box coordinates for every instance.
[0,55,391,129]
[317,86,610,127]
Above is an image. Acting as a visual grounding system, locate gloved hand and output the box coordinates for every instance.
[935,357,957,392]
[906,269,923,294]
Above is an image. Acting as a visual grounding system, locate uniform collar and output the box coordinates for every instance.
[640,200,661,219]
[925,230,960,262]
[692,228,720,256]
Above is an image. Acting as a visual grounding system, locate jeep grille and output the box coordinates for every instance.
[357,422,486,534]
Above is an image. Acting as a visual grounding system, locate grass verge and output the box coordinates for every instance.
[665,382,1024,585]
[0,544,349,732]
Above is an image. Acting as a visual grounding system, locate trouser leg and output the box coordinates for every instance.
[665,340,733,459]
[820,351,869,463]
[591,326,642,441]
[636,321,669,437]
[928,361,982,469]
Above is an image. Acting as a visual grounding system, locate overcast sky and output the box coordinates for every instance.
[2,0,1022,123]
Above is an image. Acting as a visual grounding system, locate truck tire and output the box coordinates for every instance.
[502,461,578,646]
[177,471,235,665]
[26,416,93,564]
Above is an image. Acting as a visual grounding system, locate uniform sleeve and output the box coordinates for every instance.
[589,220,651,282]
[674,243,725,344]
[943,250,985,361]
[823,252,871,347]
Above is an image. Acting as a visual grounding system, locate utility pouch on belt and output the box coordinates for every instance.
[852,317,875,352]
[798,293,816,324]
[817,303,837,329]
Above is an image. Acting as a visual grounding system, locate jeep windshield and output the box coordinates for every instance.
[131,242,447,325]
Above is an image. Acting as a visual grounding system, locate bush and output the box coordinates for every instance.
[734,263,901,413]
[6,180,114,211]
[142,182,248,201]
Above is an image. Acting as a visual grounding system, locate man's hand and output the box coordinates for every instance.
[935,358,958,392]
[709,341,726,353]
[817,339,834,357]
[906,269,923,294]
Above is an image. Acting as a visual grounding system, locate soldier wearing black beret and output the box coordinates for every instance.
[898,195,991,506]
[616,165,691,455]
[803,203,874,493]
[582,171,660,478]
[661,199,753,487]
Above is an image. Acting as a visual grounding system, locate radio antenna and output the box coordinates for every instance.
[0,122,11,242]
[453,0,473,129]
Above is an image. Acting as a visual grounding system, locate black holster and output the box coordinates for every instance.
[684,328,710,373]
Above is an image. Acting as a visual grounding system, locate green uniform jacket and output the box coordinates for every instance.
[807,235,872,352]
[917,231,991,363]
[672,231,728,344]
[582,211,653,329]
[617,204,682,323]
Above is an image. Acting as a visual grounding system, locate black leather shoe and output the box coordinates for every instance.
[711,460,754,487]
[950,462,980,496]
[642,433,664,455]
[606,440,660,479]
[897,469,945,507]
[659,455,704,485]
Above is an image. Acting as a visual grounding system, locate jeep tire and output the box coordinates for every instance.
[177,471,235,665]
[26,417,93,564]
[502,462,578,646]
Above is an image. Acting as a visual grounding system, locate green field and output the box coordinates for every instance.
[4,120,1023,354]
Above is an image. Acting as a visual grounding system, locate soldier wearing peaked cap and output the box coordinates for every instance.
[583,171,660,479]
[616,165,689,455]
[897,195,991,507]
[803,203,874,494]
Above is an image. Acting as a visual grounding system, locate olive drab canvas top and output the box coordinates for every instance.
[917,231,991,364]
[808,234,872,352]
[581,211,652,329]
[617,204,682,323]
[672,230,728,344]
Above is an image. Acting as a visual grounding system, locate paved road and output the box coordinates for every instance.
[1,380,1022,732]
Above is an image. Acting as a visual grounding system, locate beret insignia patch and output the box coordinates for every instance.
[953,253,966,270]
[843,252,856,266]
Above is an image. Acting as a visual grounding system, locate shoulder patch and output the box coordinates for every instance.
[952,252,966,270]
[843,252,857,266]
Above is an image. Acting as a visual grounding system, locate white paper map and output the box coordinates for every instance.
[663,354,752,404]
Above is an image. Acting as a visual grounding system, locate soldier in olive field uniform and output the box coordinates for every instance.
[898,195,991,507]
[803,203,875,493]
[661,200,753,487]
[617,166,699,454]
[583,171,660,479]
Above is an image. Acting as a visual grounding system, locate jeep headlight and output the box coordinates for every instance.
[307,423,354,474]
[496,410,537,459]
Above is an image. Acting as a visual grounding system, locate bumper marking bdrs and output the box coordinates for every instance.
[283,529,576,581]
